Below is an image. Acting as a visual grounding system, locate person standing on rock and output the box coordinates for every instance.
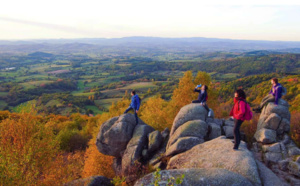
[192,84,211,116]
[230,89,247,150]
[252,78,283,113]
[124,90,140,125]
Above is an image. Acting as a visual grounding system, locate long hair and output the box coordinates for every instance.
[235,89,246,99]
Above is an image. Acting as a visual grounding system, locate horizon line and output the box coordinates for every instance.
[1,36,300,43]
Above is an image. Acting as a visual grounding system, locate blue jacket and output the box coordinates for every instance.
[130,94,140,110]
[269,83,282,105]
[194,88,207,103]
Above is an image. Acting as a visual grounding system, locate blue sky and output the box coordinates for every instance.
[0,0,299,41]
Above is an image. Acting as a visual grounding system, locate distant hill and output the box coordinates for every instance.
[1,37,300,54]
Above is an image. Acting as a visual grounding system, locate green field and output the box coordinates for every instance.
[45,100,63,107]
[95,98,122,109]
[0,100,8,110]
[20,80,54,89]
[85,105,103,115]
[13,100,37,113]
[121,82,157,89]
[0,92,8,96]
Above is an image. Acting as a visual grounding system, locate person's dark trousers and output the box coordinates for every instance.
[259,94,275,109]
[233,119,244,149]
[191,100,209,113]
[124,106,138,124]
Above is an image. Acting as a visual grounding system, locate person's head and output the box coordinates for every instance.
[234,89,246,99]
[131,90,136,96]
[201,85,208,91]
[271,78,278,85]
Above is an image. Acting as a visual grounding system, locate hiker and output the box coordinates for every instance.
[192,84,211,116]
[230,89,247,150]
[253,78,283,113]
[124,90,140,124]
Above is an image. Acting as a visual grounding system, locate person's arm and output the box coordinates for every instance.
[236,101,246,120]
[194,88,200,92]
[229,106,234,116]
[274,86,282,105]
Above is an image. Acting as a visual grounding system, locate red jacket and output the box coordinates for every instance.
[230,98,246,121]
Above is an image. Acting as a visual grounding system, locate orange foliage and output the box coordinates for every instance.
[0,111,94,185]
[0,112,59,185]
[40,151,85,185]
[82,142,115,178]
[290,111,300,147]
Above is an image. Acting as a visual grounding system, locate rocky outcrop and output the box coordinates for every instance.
[252,98,300,182]
[64,176,113,186]
[254,99,290,143]
[166,120,208,156]
[165,104,223,157]
[91,102,295,185]
[96,114,157,180]
[170,104,208,135]
[96,114,146,157]
[167,136,262,185]
[121,124,154,175]
[134,168,253,186]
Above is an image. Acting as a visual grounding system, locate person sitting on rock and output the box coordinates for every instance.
[192,84,211,116]
[253,78,282,113]
[230,89,247,150]
[124,90,140,125]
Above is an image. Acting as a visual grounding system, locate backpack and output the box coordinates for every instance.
[277,85,287,96]
[238,100,253,121]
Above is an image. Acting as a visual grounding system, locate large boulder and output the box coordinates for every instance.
[167,120,208,148]
[166,119,208,156]
[254,99,290,144]
[288,161,300,177]
[121,124,154,175]
[262,102,290,122]
[134,168,253,186]
[148,130,163,153]
[255,160,285,186]
[263,113,281,130]
[208,123,222,140]
[167,136,262,186]
[223,126,234,138]
[254,128,277,144]
[64,176,113,186]
[170,104,207,136]
[165,137,204,157]
[96,114,146,157]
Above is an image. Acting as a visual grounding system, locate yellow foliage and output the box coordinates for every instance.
[82,142,115,179]
[40,151,85,185]
[0,112,59,185]
[140,96,170,130]
[171,71,196,110]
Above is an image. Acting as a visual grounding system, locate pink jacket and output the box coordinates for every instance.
[230,98,246,121]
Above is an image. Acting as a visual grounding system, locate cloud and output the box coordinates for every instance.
[0,16,112,37]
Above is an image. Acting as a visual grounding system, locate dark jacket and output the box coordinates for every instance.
[194,88,207,103]
[130,94,140,110]
[269,83,282,105]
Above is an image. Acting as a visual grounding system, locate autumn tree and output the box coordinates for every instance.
[0,112,59,185]
[140,95,170,130]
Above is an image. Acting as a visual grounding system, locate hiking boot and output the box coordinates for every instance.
[208,110,212,117]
